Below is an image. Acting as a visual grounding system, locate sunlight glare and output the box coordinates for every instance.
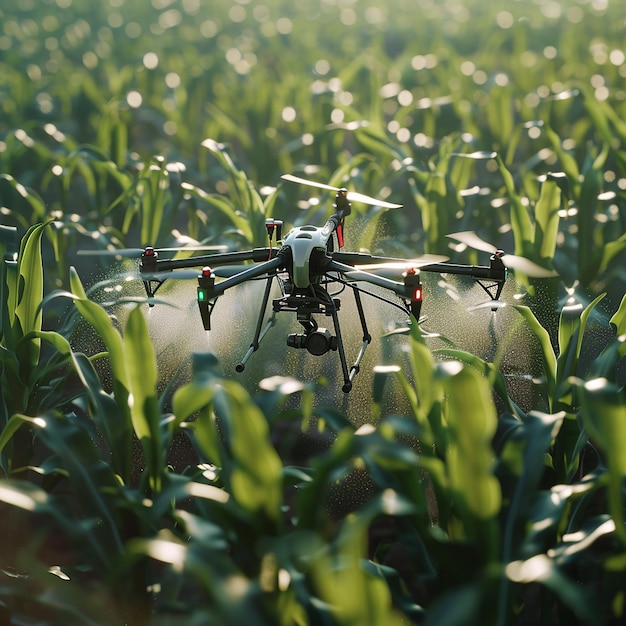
[145,540,187,571]
[506,554,552,583]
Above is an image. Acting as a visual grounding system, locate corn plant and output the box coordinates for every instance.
[542,122,626,290]
[0,222,80,472]
[0,227,624,625]
[422,289,626,624]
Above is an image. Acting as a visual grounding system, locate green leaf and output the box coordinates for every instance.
[505,553,597,623]
[0,478,50,512]
[576,149,605,285]
[353,124,408,163]
[556,293,606,385]
[174,363,282,520]
[181,182,254,244]
[513,305,557,409]
[173,354,223,464]
[124,306,158,439]
[407,322,436,413]
[543,126,580,183]
[124,306,164,491]
[579,378,626,544]
[487,84,514,147]
[1,234,19,335]
[71,295,128,390]
[139,157,172,245]
[495,154,533,257]
[71,351,134,481]
[424,172,447,252]
[310,513,408,626]
[173,381,215,424]
[0,342,27,418]
[213,382,283,521]
[0,414,40,458]
[0,174,47,219]
[443,363,501,525]
[533,179,561,261]
[14,222,48,367]
[435,348,513,412]
[598,231,626,278]
[69,274,135,481]
[499,411,565,556]
[12,412,125,567]
[609,293,626,357]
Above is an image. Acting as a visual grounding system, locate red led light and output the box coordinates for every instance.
[413,286,423,301]
[144,247,155,256]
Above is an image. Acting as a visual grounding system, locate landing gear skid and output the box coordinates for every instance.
[237,277,372,393]
[235,275,277,372]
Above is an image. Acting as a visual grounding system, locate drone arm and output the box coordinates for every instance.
[202,254,286,299]
[150,248,276,273]
[420,256,507,301]
[333,252,506,281]
[333,251,506,301]
[328,260,407,296]
[330,259,424,320]
[418,262,504,280]
[196,254,285,331]
[332,251,385,265]
[235,274,277,372]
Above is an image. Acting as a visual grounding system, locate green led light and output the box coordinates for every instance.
[198,289,206,301]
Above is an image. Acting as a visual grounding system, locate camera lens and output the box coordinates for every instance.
[305,329,334,356]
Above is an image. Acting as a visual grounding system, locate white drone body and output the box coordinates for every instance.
[282,223,335,288]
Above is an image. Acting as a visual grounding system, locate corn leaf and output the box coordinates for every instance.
[533,179,561,261]
[124,306,164,491]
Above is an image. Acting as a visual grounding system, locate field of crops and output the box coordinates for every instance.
[1,0,626,624]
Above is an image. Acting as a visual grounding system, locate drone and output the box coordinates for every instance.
[99,173,543,393]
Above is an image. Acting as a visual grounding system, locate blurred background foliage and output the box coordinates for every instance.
[1,0,625,292]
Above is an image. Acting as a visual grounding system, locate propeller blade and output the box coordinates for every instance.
[156,245,228,253]
[140,270,202,281]
[281,173,402,209]
[447,230,496,254]
[501,255,558,277]
[468,300,507,312]
[347,266,406,280]
[447,231,558,278]
[344,191,403,209]
[77,244,227,258]
[352,257,448,279]
[281,173,337,192]
[140,265,250,281]
[210,264,253,278]
[77,248,147,258]
[355,254,449,271]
